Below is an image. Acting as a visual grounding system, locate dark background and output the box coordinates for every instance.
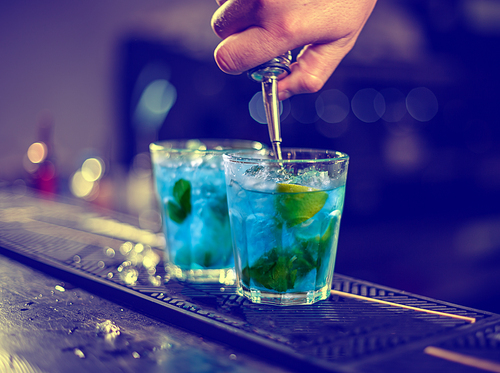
[1,0,500,313]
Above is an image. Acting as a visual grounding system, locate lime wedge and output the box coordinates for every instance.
[275,183,328,227]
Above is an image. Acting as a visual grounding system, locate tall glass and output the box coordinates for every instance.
[150,139,265,283]
[223,149,349,305]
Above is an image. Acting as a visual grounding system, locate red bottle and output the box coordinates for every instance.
[30,113,58,197]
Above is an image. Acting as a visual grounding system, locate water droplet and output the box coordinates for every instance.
[119,266,139,286]
[220,287,225,292]
[96,320,121,341]
[148,275,162,287]
[74,348,85,359]
[104,247,115,257]
[132,351,140,359]
[120,242,134,255]
[73,255,81,264]
[229,354,237,360]
[55,285,66,292]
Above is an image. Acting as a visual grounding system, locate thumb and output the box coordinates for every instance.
[214,26,295,75]
[278,40,356,100]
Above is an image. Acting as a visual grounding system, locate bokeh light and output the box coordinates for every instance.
[351,88,386,123]
[120,241,134,256]
[380,88,407,122]
[70,170,95,199]
[27,142,47,164]
[315,89,350,123]
[248,91,288,124]
[406,87,438,122]
[69,157,106,200]
[133,79,177,131]
[81,157,104,182]
[185,140,207,151]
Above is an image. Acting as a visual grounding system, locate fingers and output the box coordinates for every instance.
[212,0,294,74]
[212,0,376,97]
[277,41,356,100]
[211,0,259,39]
[214,26,292,75]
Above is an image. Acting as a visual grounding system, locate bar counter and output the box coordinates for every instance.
[1,188,499,373]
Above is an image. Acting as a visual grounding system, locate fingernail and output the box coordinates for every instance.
[279,90,291,101]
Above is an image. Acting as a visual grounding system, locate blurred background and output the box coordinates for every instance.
[1,0,500,313]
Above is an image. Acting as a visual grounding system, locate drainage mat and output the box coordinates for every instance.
[0,189,499,373]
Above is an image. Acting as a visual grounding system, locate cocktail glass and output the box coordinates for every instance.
[150,139,265,283]
[223,148,349,305]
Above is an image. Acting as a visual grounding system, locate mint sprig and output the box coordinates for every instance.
[167,179,191,224]
[241,216,338,292]
[242,244,314,292]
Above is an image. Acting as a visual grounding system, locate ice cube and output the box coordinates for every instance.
[290,167,332,189]
[322,186,346,212]
[242,165,292,191]
[229,210,246,253]
[245,213,277,267]
[244,165,265,177]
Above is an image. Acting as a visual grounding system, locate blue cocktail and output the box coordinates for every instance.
[223,148,349,305]
[150,139,264,283]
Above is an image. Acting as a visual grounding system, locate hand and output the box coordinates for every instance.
[211,0,377,100]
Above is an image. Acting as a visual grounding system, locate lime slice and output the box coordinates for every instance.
[275,183,328,227]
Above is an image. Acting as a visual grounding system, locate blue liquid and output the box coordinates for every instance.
[227,181,345,295]
[153,163,233,270]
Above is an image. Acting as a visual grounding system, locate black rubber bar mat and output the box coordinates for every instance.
[1,189,499,373]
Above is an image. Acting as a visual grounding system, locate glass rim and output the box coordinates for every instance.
[150,138,265,154]
[223,148,349,164]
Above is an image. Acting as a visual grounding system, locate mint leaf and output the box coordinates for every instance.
[244,246,316,292]
[167,200,188,224]
[209,193,229,222]
[204,252,213,267]
[270,256,294,292]
[241,216,340,292]
[168,179,191,224]
[173,178,191,214]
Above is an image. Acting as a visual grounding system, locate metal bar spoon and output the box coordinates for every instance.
[248,52,292,161]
